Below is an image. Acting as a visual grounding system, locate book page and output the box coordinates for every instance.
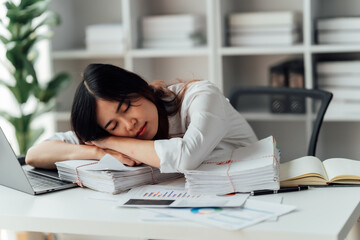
[280,156,328,181]
[323,158,360,183]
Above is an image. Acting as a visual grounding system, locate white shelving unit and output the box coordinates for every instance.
[49,0,360,161]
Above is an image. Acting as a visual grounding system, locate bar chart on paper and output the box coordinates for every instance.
[141,189,201,199]
[118,185,249,208]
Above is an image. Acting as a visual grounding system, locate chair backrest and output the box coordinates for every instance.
[228,86,333,159]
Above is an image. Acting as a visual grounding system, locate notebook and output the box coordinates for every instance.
[0,126,77,195]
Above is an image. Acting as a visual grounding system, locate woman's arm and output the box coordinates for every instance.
[26,140,142,169]
[25,140,103,169]
[91,137,161,168]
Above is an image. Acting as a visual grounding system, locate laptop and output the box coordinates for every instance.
[0,127,77,195]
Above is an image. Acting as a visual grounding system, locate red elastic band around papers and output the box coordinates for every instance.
[147,165,157,184]
[73,162,98,187]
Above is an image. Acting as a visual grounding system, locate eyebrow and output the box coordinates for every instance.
[104,99,124,129]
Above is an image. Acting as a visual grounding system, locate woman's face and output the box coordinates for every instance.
[96,97,159,140]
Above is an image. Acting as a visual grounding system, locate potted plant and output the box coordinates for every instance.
[0,0,71,155]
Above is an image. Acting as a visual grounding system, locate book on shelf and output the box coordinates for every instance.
[142,38,203,48]
[269,59,305,114]
[316,17,360,31]
[228,11,301,27]
[269,64,288,113]
[320,87,360,101]
[317,31,360,44]
[85,24,124,41]
[184,136,280,195]
[317,75,360,88]
[229,25,297,34]
[287,60,305,113]
[55,154,182,194]
[85,24,125,52]
[229,32,299,46]
[142,14,203,29]
[316,60,360,75]
[325,100,360,116]
[141,14,205,49]
[280,156,360,186]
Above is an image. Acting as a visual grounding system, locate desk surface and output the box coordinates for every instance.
[1,185,360,240]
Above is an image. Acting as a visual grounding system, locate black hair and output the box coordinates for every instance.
[71,64,179,143]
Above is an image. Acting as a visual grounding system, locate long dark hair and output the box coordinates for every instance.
[71,64,180,143]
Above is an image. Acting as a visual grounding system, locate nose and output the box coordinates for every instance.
[121,116,136,132]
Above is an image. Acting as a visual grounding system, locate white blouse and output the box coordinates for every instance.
[48,80,257,173]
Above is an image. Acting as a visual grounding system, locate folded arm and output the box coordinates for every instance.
[26,140,141,169]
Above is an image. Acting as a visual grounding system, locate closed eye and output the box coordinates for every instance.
[124,101,132,112]
[111,122,118,131]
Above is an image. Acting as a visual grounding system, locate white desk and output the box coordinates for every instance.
[1,185,360,240]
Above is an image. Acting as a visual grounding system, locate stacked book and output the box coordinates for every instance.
[228,11,301,46]
[316,17,360,44]
[269,59,305,114]
[316,60,360,116]
[184,136,280,195]
[85,24,125,52]
[55,154,182,194]
[141,14,205,48]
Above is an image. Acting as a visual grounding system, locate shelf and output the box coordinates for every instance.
[311,44,360,54]
[52,49,125,60]
[130,47,210,58]
[220,45,305,56]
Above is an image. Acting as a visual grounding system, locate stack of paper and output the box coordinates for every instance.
[184,136,280,195]
[55,154,182,194]
[316,60,360,116]
[85,24,125,52]
[141,14,205,48]
[316,17,360,44]
[228,11,301,46]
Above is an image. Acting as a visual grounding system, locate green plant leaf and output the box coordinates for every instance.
[0,110,16,124]
[0,78,12,88]
[7,0,50,24]
[33,101,55,118]
[33,11,60,30]
[39,72,71,102]
[23,57,38,84]
[0,35,9,44]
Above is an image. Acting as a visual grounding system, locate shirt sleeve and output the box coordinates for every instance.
[46,131,80,145]
[155,84,228,173]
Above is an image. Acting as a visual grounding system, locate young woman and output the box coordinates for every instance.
[26,64,257,172]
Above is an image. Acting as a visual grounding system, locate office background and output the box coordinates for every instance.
[2,0,360,162]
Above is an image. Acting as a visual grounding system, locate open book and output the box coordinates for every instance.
[280,156,360,186]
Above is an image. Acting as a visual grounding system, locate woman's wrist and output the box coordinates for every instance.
[93,145,106,159]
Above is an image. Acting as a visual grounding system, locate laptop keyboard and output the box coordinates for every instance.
[25,171,70,190]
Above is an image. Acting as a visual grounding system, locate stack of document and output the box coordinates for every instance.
[85,24,125,52]
[184,136,280,195]
[141,14,205,48]
[316,60,360,117]
[228,11,301,46]
[316,17,360,44]
[55,154,182,194]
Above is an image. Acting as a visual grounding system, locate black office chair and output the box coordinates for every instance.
[228,86,333,160]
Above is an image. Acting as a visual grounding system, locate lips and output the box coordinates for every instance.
[136,122,147,137]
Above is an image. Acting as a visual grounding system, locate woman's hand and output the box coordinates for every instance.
[89,137,142,166]
[103,148,142,166]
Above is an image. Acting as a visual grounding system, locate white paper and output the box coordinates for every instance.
[147,199,296,230]
[117,185,249,208]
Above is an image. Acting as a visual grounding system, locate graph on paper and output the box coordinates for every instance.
[118,185,249,208]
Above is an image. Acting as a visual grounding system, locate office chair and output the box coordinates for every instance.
[228,86,333,159]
